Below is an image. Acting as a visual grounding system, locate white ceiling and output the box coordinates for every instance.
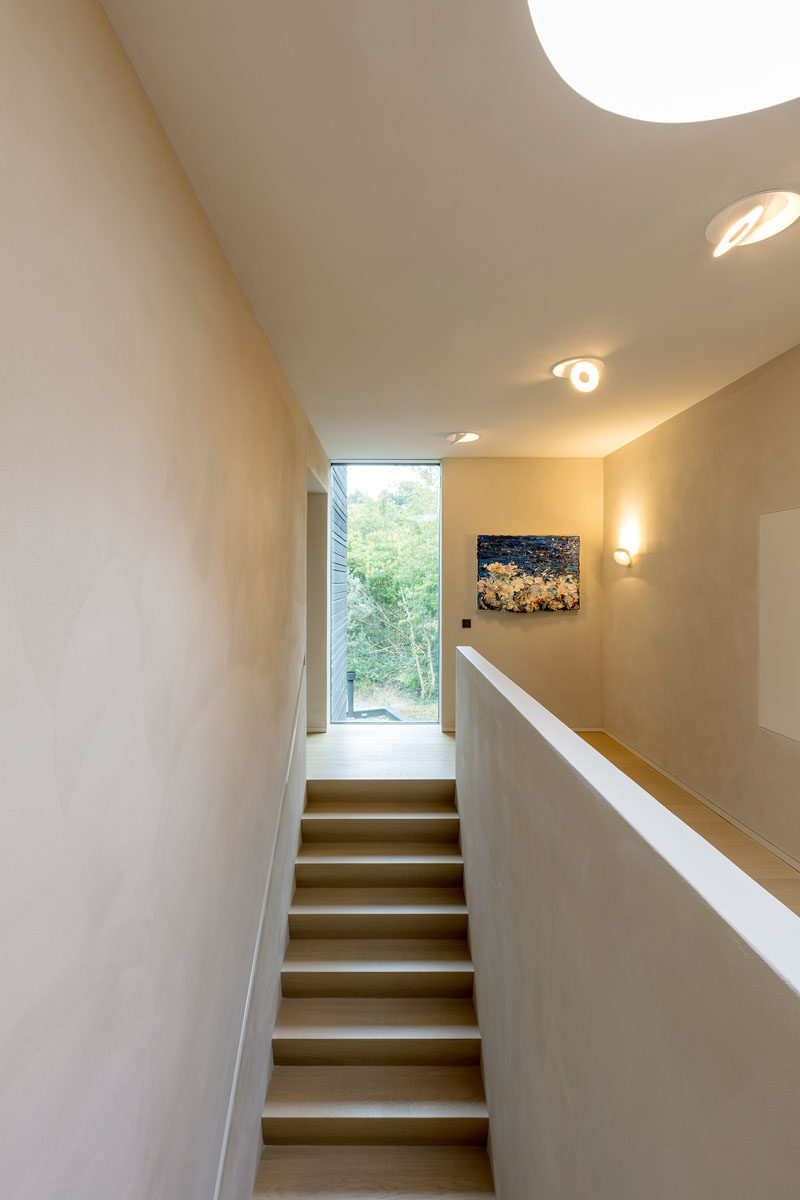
[101,0,800,459]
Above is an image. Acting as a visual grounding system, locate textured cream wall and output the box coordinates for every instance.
[457,648,800,1200]
[441,458,603,730]
[0,2,326,1198]
[603,345,800,865]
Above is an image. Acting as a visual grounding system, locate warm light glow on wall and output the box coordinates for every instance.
[618,516,641,559]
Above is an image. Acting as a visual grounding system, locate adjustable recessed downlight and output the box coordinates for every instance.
[446,432,480,443]
[713,205,764,257]
[551,358,604,393]
[706,191,800,258]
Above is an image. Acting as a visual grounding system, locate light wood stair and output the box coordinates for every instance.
[255,778,495,1198]
[273,997,481,1065]
[295,843,464,888]
[255,1145,495,1198]
[281,938,475,999]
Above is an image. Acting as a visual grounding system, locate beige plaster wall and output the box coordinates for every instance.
[0,2,326,1197]
[441,458,603,730]
[457,648,800,1200]
[603,345,800,866]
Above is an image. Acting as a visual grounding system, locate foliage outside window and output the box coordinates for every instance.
[346,465,439,722]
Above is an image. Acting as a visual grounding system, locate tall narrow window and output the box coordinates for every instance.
[330,463,440,723]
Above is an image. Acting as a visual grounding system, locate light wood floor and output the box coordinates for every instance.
[582,732,800,918]
[307,724,455,781]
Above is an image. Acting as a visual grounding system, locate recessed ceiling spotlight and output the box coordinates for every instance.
[446,432,480,443]
[706,190,800,258]
[551,358,604,393]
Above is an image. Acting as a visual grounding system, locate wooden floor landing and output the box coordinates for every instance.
[582,731,800,918]
[307,724,455,781]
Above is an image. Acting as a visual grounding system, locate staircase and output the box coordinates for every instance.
[254,778,495,1198]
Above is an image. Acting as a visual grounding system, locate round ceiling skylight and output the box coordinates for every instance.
[527,1,800,123]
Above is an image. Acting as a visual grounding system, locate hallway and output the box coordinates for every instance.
[5,5,800,1195]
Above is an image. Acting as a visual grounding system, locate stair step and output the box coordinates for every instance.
[254,1144,495,1197]
[296,843,464,887]
[307,779,457,810]
[281,938,474,997]
[297,842,463,859]
[262,1066,488,1146]
[301,812,460,844]
[274,997,480,1065]
[305,798,457,814]
[289,888,468,939]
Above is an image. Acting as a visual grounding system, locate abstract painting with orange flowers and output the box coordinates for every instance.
[477,534,580,612]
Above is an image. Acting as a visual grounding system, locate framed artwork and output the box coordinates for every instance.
[477,534,580,612]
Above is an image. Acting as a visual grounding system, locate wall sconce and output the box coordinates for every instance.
[615,517,640,565]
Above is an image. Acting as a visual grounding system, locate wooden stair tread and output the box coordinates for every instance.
[289,917,467,941]
[300,813,460,843]
[303,810,459,820]
[295,847,464,888]
[306,780,456,807]
[297,843,463,861]
[275,997,479,1036]
[264,1065,487,1110]
[273,994,481,1062]
[262,1067,488,1145]
[283,939,472,965]
[254,1145,495,1197]
[291,887,466,911]
[305,798,457,814]
[281,939,474,997]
